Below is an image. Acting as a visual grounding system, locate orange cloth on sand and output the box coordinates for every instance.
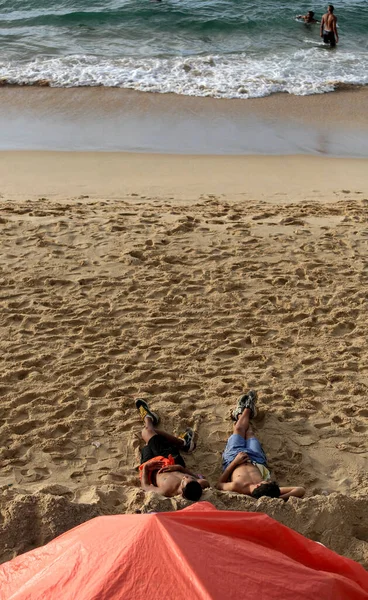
[139,455,175,482]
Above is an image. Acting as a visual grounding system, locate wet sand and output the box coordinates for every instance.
[1,86,368,155]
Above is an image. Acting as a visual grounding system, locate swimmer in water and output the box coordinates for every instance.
[297,11,318,24]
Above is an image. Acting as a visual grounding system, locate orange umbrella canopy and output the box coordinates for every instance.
[1,501,367,600]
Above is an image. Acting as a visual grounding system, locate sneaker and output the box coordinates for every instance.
[135,399,159,426]
[231,390,258,421]
[178,428,196,453]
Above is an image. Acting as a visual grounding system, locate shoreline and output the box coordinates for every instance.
[1,86,368,156]
[0,80,367,96]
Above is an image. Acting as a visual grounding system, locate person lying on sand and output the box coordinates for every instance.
[297,11,319,23]
[217,391,306,500]
[136,399,209,501]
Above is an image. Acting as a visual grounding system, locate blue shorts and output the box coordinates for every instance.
[222,434,267,471]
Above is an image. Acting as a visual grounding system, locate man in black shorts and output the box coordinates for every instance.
[136,399,209,500]
[320,5,338,47]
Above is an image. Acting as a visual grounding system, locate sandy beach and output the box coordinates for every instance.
[0,150,367,566]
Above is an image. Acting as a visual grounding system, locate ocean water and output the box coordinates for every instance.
[0,0,367,98]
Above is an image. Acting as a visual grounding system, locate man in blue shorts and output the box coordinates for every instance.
[217,391,305,500]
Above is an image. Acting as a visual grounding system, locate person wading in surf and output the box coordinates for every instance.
[320,4,338,47]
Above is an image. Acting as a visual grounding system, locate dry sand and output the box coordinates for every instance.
[0,152,367,566]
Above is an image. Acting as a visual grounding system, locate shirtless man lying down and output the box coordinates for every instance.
[217,391,305,500]
[136,399,209,501]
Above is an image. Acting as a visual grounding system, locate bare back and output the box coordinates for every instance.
[322,12,336,32]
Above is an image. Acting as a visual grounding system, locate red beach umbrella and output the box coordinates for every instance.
[1,501,367,600]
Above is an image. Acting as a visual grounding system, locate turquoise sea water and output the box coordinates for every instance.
[0,0,367,98]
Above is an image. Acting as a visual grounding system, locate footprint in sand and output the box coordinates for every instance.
[331,322,356,336]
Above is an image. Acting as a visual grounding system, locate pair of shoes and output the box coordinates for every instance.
[231,390,258,421]
[135,399,196,453]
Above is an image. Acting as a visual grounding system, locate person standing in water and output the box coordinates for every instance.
[320,5,338,47]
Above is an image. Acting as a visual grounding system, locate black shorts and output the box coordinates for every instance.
[141,434,186,468]
[323,31,336,47]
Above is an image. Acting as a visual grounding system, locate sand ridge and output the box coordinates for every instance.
[1,489,367,567]
[0,186,367,565]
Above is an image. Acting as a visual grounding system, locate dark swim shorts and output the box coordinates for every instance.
[323,30,336,47]
[141,434,186,467]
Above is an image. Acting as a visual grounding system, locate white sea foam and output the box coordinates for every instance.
[0,50,367,99]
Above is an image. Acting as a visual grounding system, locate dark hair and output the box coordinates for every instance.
[251,481,281,499]
[182,481,203,502]
[328,4,334,12]
[308,11,315,16]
